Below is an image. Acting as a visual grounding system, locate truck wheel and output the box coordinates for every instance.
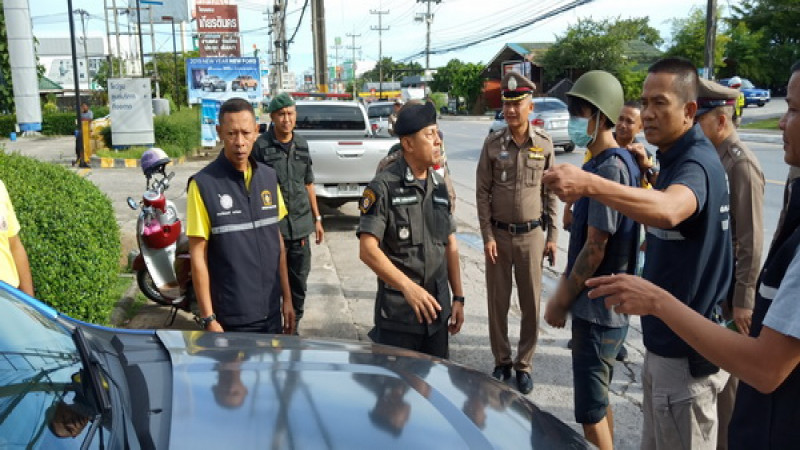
[563,143,576,153]
[758,102,765,107]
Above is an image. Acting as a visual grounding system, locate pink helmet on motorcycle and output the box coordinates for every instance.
[141,147,171,177]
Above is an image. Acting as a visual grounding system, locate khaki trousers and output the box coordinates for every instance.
[486,227,544,373]
[641,351,729,450]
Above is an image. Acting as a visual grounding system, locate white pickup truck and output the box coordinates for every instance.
[292,100,398,208]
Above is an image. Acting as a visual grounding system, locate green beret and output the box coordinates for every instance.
[268,92,295,113]
[394,101,437,136]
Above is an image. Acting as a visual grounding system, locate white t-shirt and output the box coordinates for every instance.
[763,246,800,339]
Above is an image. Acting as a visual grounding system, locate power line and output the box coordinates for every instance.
[397,0,595,62]
[288,0,309,43]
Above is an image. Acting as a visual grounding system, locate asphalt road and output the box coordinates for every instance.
[3,108,789,447]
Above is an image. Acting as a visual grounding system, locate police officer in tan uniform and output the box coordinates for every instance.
[476,71,559,394]
[695,77,765,450]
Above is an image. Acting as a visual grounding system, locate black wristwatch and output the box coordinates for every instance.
[196,313,217,328]
[453,295,465,304]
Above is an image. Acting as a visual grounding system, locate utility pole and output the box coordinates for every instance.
[704,0,717,79]
[311,0,328,92]
[135,0,145,76]
[415,0,441,72]
[330,37,342,93]
[370,9,389,99]
[346,32,361,100]
[74,9,91,88]
[271,0,287,94]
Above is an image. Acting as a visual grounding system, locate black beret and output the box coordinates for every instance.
[394,101,437,137]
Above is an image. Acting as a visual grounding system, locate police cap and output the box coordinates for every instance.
[501,71,536,102]
[268,92,295,113]
[394,101,437,137]
[696,78,739,117]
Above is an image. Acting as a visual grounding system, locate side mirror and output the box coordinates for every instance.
[127,197,138,210]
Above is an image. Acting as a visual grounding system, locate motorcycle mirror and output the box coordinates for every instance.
[127,197,139,210]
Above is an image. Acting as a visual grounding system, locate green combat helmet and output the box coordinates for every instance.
[566,70,624,125]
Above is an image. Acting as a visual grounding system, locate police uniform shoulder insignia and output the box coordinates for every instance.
[359,187,378,214]
[533,128,552,141]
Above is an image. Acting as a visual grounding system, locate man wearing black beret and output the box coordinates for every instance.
[357,101,465,357]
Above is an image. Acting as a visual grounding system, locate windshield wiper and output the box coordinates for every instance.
[72,327,111,418]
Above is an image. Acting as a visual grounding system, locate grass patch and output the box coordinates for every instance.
[742,117,780,130]
[95,147,149,159]
[105,274,136,325]
[124,291,150,324]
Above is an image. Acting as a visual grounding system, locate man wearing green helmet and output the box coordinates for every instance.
[543,70,641,450]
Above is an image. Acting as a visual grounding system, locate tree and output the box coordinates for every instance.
[718,21,769,82]
[664,7,729,75]
[538,17,662,99]
[361,57,423,83]
[148,52,189,107]
[430,58,465,93]
[729,0,800,89]
[448,62,485,112]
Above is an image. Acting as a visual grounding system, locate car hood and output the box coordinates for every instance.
[156,330,587,449]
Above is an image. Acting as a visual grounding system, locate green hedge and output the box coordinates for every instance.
[41,113,77,136]
[0,153,121,324]
[153,107,200,157]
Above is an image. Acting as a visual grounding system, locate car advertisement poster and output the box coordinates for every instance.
[186,57,261,104]
[201,99,221,147]
[109,78,155,146]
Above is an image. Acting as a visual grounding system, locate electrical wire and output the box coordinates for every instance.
[288,0,309,44]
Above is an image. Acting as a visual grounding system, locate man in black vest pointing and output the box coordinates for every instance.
[187,98,295,334]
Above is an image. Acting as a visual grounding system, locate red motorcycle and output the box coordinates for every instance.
[127,148,195,325]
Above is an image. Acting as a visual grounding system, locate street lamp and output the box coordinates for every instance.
[162,16,180,110]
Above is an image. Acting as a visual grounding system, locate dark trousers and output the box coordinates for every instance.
[371,325,449,359]
[222,316,281,334]
[285,237,311,325]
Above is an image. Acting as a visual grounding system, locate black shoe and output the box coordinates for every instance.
[491,364,512,381]
[516,371,533,394]
[616,345,628,362]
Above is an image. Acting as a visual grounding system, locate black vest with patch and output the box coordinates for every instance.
[729,178,800,449]
[191,152,282,326]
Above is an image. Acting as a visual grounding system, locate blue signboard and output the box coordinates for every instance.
[201,98,221,147]
[186,57,261,104]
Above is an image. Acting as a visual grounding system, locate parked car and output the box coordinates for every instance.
[719,77,771,107]
[231,75,258,92]
[293,100,397,208]
[366,101,395,137]
[489,97,575,152]
[0,284,589,449]
[200,75,227,92]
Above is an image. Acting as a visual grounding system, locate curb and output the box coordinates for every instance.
[738,132,783,145]
[88,155,188,169]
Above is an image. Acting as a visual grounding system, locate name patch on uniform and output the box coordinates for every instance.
[261,190,273,207]
[359,187,377,214]
[391,195,419,206]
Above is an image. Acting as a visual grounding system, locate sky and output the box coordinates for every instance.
[27,0,720,80]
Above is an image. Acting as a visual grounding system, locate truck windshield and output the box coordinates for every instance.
[295,105,366,131]
[367,104,393,118]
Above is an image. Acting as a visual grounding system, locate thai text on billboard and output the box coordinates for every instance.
[196,4,239,33]
[109,78,155,146]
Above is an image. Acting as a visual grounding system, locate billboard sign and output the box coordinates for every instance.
[109,78,155,146]
[185,57,261,104]
[196,4,239,33]
[199,33,240,57]
[128,0,189,24]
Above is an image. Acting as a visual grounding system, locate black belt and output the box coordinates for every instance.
[491,218,542,234]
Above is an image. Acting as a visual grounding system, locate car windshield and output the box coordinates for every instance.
[740,79,755,89]
[296,105,367,130]
[367,104,394,118]
[533,99,567,113]
[0,289,105,449]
